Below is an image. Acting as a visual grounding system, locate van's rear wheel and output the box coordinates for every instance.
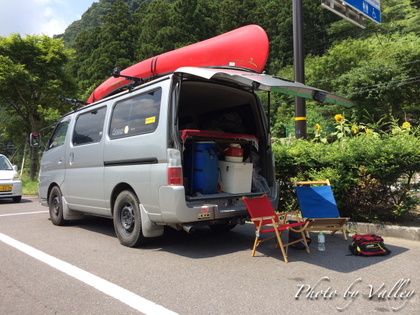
[113,190,146,247]
[49,186,67,226]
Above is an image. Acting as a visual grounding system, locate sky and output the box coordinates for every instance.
[0,0,97,38]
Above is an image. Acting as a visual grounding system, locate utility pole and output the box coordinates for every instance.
[293,0,306,139]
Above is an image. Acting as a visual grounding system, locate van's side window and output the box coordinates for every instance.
[73,107,107,146]
[110,89,162,139]
[47,121,69,150]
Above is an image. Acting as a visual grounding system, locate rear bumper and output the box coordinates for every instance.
[158,185,249,224]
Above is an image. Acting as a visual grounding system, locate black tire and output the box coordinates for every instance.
[113,190,146,247]
[49,186,67,226]
[12,196,22,203]
[209,224,237,232]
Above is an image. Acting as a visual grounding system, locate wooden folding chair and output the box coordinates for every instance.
[243,195,310,263]
[295,180,350,240]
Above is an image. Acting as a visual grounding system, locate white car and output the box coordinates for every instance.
[0,154,22,203]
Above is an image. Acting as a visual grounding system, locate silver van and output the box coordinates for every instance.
[31,67,349,247]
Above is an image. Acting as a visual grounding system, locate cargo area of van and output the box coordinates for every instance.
[177,79,274,203]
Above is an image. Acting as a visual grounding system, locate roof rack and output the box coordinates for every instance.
[58,95,87,111]
[111,67,144,92]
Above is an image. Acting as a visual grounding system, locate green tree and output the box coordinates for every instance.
[272,0,420,134]
[0,34,76,179]
[170,0,219,47]
[57,0,146,46]
[67,27,103,99]
[260,0,339,73]
[87,0,134,90]
[218,0,261,32]
[411,0,420,8]
[134,0,176,61]
[303,34,420,125]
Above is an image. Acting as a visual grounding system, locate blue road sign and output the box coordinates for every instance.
[344,0,381,23]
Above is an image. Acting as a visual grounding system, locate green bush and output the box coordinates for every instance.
[273,120,420,223]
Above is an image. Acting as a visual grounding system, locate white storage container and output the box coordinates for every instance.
[218,161,253,194]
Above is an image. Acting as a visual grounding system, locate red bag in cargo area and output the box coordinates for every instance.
[349,234,391,256]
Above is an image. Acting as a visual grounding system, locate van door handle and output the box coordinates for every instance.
[69,152,74,165]
[58,158,63,165]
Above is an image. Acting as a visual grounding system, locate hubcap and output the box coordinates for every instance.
[52,196,60,215]
[120,204,134,234]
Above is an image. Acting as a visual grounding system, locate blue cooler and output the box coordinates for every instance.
[184,141,218,194]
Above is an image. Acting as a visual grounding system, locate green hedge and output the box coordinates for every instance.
[273,125,420,223]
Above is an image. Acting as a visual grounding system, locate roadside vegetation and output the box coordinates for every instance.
[21,175,38,195]
[274,115,420,223]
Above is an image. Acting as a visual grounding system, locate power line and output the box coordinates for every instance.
[338,76,420,95]
[308,60,420,85]
[347,80,420,95]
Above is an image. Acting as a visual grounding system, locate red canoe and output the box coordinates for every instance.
[87,25,269,103]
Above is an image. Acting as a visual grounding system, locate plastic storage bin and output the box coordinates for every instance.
[218,161,252,193]
[184,141,218,194]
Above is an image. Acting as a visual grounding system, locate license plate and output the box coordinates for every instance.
[0,185,12,192]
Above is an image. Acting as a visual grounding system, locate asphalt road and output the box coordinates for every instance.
[1,196,419,314]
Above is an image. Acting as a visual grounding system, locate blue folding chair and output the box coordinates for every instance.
[295,180,349,240]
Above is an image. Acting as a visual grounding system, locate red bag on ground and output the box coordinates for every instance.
[349,234,391,256]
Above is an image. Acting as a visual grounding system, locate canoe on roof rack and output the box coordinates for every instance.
[86,24,269,103]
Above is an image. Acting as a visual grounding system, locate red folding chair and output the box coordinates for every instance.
[243,195,310,263]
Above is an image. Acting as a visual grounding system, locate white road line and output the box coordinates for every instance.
[0,211,49,217]
[0,232,178,315]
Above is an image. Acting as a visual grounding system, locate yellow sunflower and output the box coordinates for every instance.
[315,123,321,132]
[402,121,411,129]
[351,125,358,134]
[334,114,344,124]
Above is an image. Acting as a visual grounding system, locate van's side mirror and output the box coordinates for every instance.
[30,133,40,147]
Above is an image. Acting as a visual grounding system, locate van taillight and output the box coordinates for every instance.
[168,167,182,185]
[167,149,182,186]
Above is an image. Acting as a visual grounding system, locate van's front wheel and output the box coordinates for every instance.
[49,186,67,226]
[113,190,146,247]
